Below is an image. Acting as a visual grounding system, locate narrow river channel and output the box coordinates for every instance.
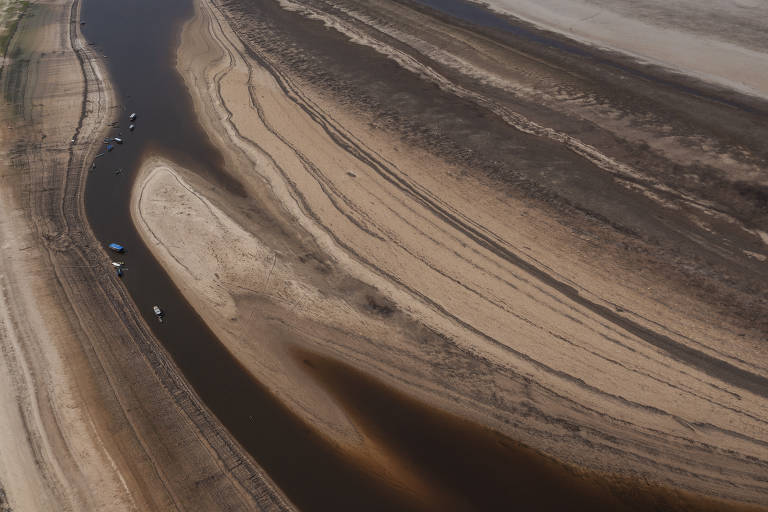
[79,0,449,510]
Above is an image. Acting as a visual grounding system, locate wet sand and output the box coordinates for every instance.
[133,159,766,510]
[0,1,134,508]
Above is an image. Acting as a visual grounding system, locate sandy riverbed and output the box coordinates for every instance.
[133,155,768,509]
[126,0,768,507]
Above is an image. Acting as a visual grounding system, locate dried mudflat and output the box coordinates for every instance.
[130,0,768,509]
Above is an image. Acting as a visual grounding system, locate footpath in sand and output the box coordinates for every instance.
[130,0,768,508]
[0,0,291,510]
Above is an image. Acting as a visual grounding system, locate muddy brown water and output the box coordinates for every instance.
[79,0,750,510]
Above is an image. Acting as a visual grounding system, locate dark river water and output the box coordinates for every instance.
[78,0,712,510]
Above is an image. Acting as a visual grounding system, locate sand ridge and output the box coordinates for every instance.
[1,0,761,507]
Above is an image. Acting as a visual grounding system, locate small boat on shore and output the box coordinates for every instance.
[111,261,125,277]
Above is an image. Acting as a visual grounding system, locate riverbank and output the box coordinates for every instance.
[0,0,291,510]
[154,0,768,507]
[0,1,135,508]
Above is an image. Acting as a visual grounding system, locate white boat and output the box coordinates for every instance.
[129,113,137,121]
[153,305,164,322]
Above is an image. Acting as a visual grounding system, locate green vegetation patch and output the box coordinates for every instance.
[0,0,31,58]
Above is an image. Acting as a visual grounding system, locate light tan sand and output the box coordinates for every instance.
[127,0,768,505]
[132,161,357,441]
[274,0,768,236]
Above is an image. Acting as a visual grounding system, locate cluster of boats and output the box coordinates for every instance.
[93,112,137,167]
[104,113,163,322]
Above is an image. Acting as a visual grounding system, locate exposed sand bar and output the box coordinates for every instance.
[132,162,360,445]
[480,0,768,99]
[132,0,768,506]
[133,158,767,511]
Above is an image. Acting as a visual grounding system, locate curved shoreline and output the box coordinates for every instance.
[132,156,767,510]
[2,0,765,508]
[69,0,294,509]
